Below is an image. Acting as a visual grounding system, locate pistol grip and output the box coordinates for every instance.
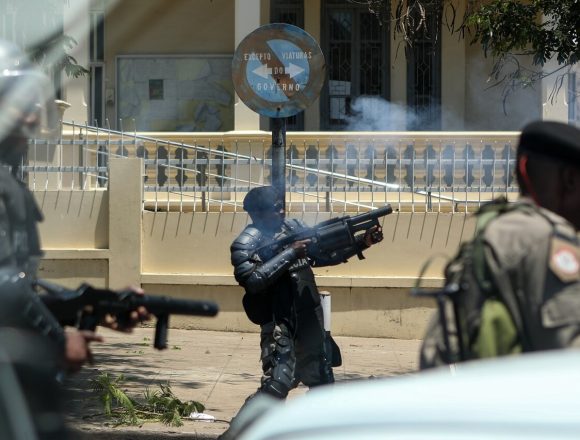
[154,314,169,350]
[78,312,99,331]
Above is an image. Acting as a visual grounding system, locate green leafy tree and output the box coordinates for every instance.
[28,33,89,79]
[467,0,579,67]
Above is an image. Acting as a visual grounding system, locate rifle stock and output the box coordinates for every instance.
[37,280,219,350]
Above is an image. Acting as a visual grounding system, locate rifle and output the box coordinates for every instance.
[258,204,393,260]
[36,279,219,350]
[411,283,465,364]
[410,250,470,365]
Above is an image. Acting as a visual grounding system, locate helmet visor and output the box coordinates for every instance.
[0,70,58,143]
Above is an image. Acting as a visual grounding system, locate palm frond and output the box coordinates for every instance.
[90,373,206,427]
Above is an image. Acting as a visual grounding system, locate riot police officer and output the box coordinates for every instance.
[0,37,97,440]
[0,39,150,439]
[0,39,102,372]
[223,186,382,438]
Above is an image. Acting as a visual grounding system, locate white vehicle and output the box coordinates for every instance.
[237,350,580,440]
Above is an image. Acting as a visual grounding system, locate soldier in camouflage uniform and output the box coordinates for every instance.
[420,121,580,368]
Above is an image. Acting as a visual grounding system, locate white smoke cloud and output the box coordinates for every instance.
[346,96,460,131]
[346,96,414,131]
[464,55,541,130]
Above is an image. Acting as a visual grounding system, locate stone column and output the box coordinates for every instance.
[541,58,570,122]
[108,158,143,289]
[234,0,261,131]
[540,12,569,123]
[62,0,91,124]
[304,0,321,131]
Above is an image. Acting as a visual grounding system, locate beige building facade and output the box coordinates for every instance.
[1,1,572,338]
[52,0,569,132]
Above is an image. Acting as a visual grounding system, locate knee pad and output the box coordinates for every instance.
[260,326,296,399]
[259,376,291,399]
[259,359,294,398]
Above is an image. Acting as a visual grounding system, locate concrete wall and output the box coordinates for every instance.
[141,209,474,338]
[35,156,491,339]
[440,2,466,131]
[140,210,475,280]
[105,0,234,55]
[62,0,91,124]
[50,0,566,134]
[463,28,542,130]
[104,0,235,127]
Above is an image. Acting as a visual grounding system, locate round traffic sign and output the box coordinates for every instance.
[232,23,325,118]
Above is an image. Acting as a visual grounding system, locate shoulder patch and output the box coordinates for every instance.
[549,237,580,283]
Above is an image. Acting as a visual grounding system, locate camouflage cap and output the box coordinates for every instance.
[518,121,580,165]
[243,186,281,213]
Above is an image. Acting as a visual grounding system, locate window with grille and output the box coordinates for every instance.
[89,9,105,127]
[406,0,441,130]
[321,0,389,131]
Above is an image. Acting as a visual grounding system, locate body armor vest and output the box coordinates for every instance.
[0,167,43,274]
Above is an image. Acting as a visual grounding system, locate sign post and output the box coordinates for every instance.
[270,116,286,199]
[232,23,325,204]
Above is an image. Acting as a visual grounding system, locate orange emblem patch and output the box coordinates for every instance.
[550,237,580,283]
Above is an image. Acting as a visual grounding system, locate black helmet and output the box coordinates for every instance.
[243,186,282,213]
[0,39,57,165]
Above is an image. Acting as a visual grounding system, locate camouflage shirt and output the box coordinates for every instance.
[420,198,580,368]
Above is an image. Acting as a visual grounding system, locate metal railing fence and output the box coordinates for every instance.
[22,121,520,213]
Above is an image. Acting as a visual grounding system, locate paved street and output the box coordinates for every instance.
[64,327,421,439]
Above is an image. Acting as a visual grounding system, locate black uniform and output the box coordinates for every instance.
[0,166,65,350]
[231,217,369,398]
[0,39,70,439]
[0,166,68,440]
